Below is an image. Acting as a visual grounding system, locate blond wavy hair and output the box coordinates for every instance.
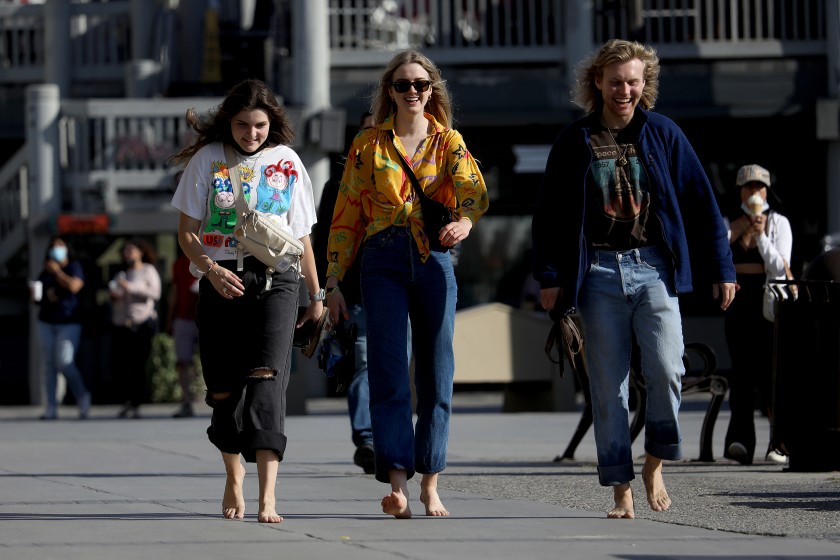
[371,49,453,128]
[573,39,660,114]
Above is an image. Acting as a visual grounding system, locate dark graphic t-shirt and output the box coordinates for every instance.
[585,123,659,250]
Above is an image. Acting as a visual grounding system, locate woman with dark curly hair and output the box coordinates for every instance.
[170,79,322,523]
[109,237,161,420]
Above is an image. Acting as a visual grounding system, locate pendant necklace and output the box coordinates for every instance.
[605,126,628,167]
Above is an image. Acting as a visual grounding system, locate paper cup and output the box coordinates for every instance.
[28,280,42,302]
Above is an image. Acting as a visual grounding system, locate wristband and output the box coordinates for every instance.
[198,260,217,276]
[310,288,326,302]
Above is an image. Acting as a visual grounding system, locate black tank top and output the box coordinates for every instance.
[730,240,764,266]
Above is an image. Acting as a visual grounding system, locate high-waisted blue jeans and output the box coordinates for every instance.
[361,227,457,483]
[577,246,684,486]
[346,303,373,448]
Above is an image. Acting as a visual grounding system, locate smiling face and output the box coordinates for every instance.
[596,58,646,129]
[230,109,270,153]
[389,63,432,119]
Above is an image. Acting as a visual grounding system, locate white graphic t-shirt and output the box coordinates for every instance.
[171,143,317,263]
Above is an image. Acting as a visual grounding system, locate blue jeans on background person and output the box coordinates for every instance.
[361,226,457,484]
[38,321,91,418]
[577,246,685,487]
[347,303,412,450]
[347,303,373,449]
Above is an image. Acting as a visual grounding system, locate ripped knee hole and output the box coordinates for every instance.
[247,368,277,380]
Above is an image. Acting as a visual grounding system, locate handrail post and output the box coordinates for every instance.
[826,0,840,234]
[125,0,161,97]
[44,0,71,96]
[564,0,593,104]
[290,0,331,207]
[25,83,61,406]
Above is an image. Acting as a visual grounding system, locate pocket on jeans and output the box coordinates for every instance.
[640,254,665,272]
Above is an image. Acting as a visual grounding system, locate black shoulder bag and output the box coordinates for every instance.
[395,153,453,253]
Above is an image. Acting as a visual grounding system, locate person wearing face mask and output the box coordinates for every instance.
[722,164,793,466]
[109,237,162,420]
[532,39,736,519]
[32,236,91,420]
[324,50,489,518]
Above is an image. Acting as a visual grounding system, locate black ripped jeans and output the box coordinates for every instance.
[196,257,299,462]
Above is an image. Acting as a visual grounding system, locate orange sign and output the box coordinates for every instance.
[56,214,110,235]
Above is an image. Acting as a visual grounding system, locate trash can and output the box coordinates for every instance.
[770,278,840,471]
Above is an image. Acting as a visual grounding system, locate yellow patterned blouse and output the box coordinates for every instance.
[326,113,489,280]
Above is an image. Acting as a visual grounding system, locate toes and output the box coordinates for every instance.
[607,507,635,519]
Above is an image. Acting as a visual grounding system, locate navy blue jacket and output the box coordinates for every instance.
[532,108,735,315]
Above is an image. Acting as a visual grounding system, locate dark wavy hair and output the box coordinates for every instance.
[573,39,660,114]
[123,237,157,265]
[169,79,294,165]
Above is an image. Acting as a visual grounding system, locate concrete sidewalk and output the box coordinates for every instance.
[0,394,838,560]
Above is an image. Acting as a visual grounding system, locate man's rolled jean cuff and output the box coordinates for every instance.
[645,438,683,462]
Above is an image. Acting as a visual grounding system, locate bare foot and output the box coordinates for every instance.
[420,488,450,517]
[381,491,412,519]
[258,501,283,523]
[642,457,672,512]
[223,463,246,520]
[607,483,634,519]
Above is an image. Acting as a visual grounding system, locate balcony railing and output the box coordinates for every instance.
[328,0,566,66]
[0,0,831,267]
[1,1,828,90]
[593,0,827,57]
[58,97,217,215]
[0,1,132,86]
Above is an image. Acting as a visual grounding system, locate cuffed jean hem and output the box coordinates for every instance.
[597,463,636,486]
[375,462,414,484]
[645,438,683,462]
[206,427,242,456]
[240,430,287,463]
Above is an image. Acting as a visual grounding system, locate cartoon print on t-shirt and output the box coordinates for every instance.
[257,159,298,215]
[210,177,234,229]
[207,161,251,233]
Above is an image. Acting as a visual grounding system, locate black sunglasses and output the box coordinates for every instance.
[391,79,432,93]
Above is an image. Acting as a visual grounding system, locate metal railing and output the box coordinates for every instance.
[0,0,831,264]
[328,0,566,65]
[0,1,132,85]
[593,0,826,57]
[58,97,216,214]
[1,1,828,85]
[0,145,27,266]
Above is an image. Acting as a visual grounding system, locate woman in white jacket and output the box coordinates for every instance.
[722,164,793,465]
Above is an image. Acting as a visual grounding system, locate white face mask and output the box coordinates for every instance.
[48,246,68,262]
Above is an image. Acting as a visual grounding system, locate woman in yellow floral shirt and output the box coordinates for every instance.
[325,49,488,519]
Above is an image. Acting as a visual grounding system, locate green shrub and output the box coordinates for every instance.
[148,333,205,403]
